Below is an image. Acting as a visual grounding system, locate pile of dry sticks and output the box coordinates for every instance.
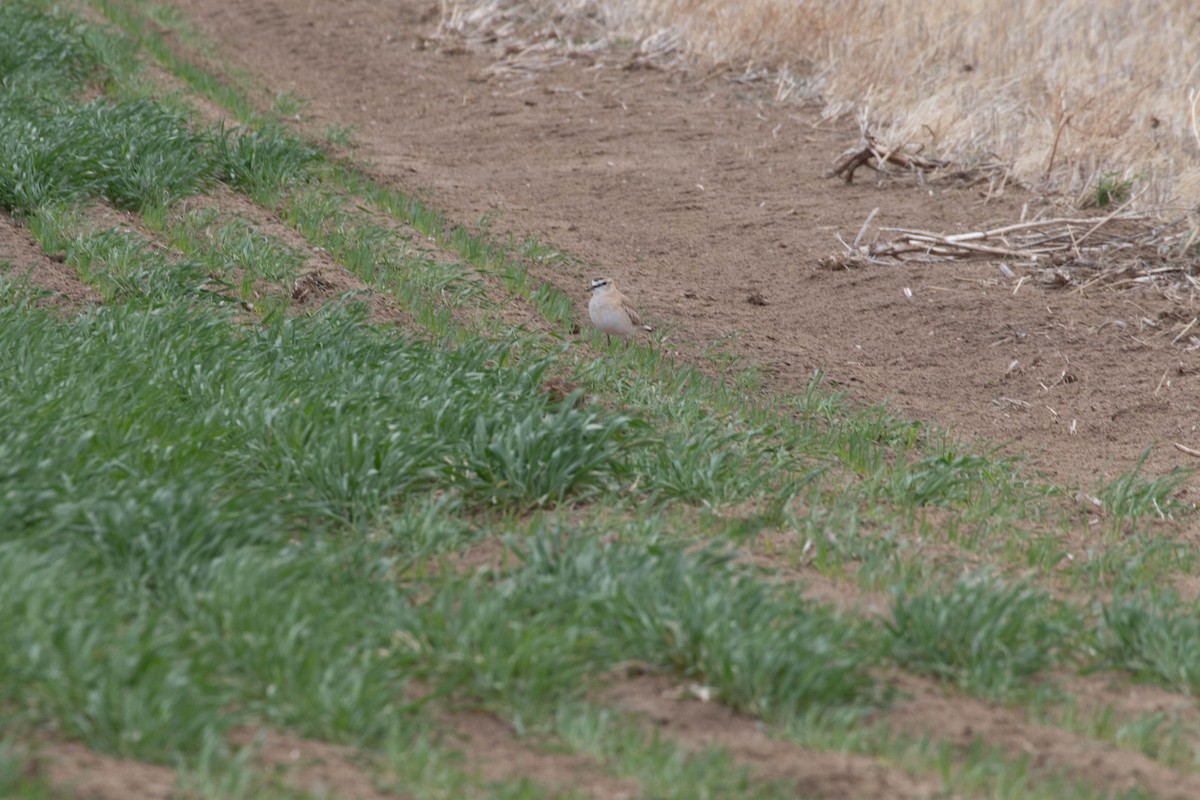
[825,133,1198,290]
[824,207,1199,291]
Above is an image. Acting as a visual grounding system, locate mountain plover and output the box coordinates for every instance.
[588,277,652,345]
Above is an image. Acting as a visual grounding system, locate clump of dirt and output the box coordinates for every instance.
[541,375,584,404]
[28,740,176,800]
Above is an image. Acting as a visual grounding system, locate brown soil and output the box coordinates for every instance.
[0,210,101,312]
[25,714,633,800]
[30,740,176,800]
[441,534,517,576]
[879,672,1200,800]
[440,711,639,799]
[600,672,940,799]
[229,727,400,800]
[166,0,1200,497]
[1066,670,1200,734]
[231,714,637,799]
[605,670,1200,800]
[30,678,1200,800]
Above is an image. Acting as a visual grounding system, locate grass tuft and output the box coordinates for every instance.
[1097,449,1189,528]
[884,572,1076,698]
[1094,591,1200,694]
[217,126,324,204]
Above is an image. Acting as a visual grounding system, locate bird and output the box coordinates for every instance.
[588,277,652,346]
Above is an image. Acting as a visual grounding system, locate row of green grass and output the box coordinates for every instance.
[3,462,1190,793]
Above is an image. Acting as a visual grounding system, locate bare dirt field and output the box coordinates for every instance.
[162,0,1200,495]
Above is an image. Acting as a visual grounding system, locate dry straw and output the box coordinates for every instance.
[440,0,1200,221]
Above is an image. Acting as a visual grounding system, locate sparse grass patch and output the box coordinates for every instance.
[378,726,572,800]
[325,165,580,334]
[0,740,55,800]
[164,207,305,306]
[322,123,356,147]
[1096,450,1189,529]
[271,91,303,119]
[786,714,1156,800]
[92,0,258,121]
[1066,530,1197,592]
[1044,701,1198,770]
[83,226,212,301]
[278,185,489,334]
[557,534,874,719]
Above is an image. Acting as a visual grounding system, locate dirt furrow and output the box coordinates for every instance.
[601,673,939,799]
[880,672,1200,800]
[0,211,102,312]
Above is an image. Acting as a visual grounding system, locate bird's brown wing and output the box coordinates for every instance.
[624,305,642,327]
[623,300,652,332]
